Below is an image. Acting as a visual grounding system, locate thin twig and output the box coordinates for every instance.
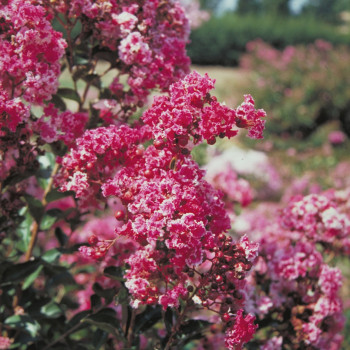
[42,319,85,350]
[127,308,137,347]
[24,163,60,262]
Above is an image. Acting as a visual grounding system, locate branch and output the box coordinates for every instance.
[25,163,60,262]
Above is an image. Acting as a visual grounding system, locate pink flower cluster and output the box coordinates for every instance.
[0,0,66,221]
[43,0,191,117]
[0,336,12,350]
[281,193,350,254]
[179,0,210,28]
[58,71,265,349]
[56,124,151,208]
[236,190,350,349]
[224,309,257,350]
[207,163,254,212]
[143,71,266,149]
[35,104,88,147]
[0,0,66,125]
[248,240,344,349]
[58,215,138,313]
[328,130,346,145]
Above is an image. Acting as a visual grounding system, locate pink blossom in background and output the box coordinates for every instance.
[328,130,346,145]
[206,163,254,214]
[180,0,210,28]
[0,336,12,350]
[235,188,349,348]
[205,145,282,200]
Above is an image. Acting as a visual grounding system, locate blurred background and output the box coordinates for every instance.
[185,1,350,348]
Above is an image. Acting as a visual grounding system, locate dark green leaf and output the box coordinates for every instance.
[92,48,116,64]
[55,227,69,247]
[45,270,76,288]
[2,260,41,284]
[90,294,102,310]
[57,88,81,103]
[42,249,61,263]
[117,285,129,305]
[92,329,108,349]
[50,94,67,111]
[84,308,124,340]
[164,308,173,334]
[66,310,90,329]
[24,195,44,222]
[4,315,40,337]
[83,73,100,83]
[40,301,62,318]
[179,319,211,336]
[23,265,44,290]
[103,266,124,281]
[40,213,57,231]
[99,88,113,99]
[46,208,64,217]
[134,305,162,334]
[74,55,90,65]
[92,283,116,303]
[46,189,74,203]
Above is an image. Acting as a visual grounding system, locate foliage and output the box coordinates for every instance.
[0,0,264,349]
[300,0,350,23]
[188,14,349,66]
[240,39,350,138]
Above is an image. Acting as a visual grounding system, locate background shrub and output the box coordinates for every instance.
[239,39,350,138]
[187,14,350,66]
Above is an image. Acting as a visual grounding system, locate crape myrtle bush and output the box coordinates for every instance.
[240,39,350,138]
[187,14,350,66]
[0,0,349,349]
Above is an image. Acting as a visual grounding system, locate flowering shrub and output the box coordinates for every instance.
[240,39,350,138]
[1,1,348,349]
[234,188,350,349]
[0,1,268,349]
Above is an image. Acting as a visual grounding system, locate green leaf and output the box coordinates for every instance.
[103,266,124,281]
[42,249,61,263]
[4,315,40,337]
[24,195,44,222]
[40,301,62,318]
[46,189,74,203]
[57,88,81,103]
[92,329,108,349]
[92,49,115,63]
[92,283,117,303]
[74,55,89,65]
[40,213,57,231]
[90,294,102,310]
[84,308,124,340]
[2,260,41,284]
[16,210,33,252]
[179,319,211,335]
[44,267,76,288]
[23,265,44,290]
[134,305,162,334]
[50,94,67,111]
[66,310,90,329]
[83,73,100,84]
[116,285,129,305]
[164,308,173,334]
[55,227,69,247]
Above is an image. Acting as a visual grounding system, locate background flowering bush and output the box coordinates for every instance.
[1,1,349,350]
[240,39,350,138]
